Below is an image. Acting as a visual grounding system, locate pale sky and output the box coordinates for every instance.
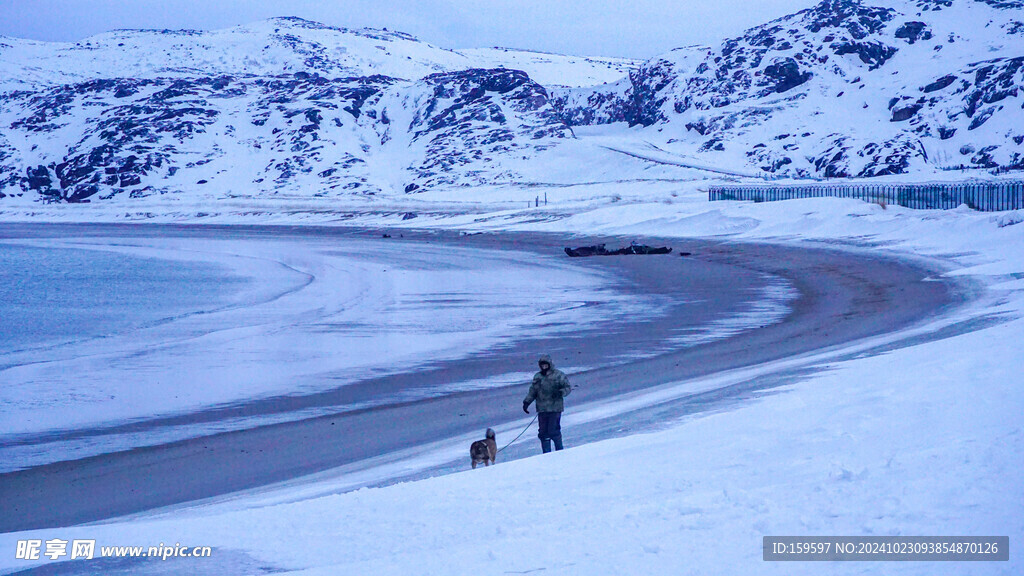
[0,0,818,59]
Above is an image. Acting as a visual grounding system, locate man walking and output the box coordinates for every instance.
[523,354,572,453]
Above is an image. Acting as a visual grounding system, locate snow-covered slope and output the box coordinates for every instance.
[457,47,638,87]
[553,0,1024,178]
[0,18,465,89]
[0,18,635,91]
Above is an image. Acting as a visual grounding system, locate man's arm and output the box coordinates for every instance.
[523,375,540,406]
[558,373,571,398]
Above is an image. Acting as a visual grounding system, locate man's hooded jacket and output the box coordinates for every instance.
[524,354,571,413]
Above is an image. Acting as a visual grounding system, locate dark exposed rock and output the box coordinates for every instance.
[699,138,726,152]
[763,59,813,93]
[968,107,997,130]
[891,103,923,121]
[895,21,933,44]
[685,121,708,135]
[815,138,852,178]
[970,145,1000,167]
[768,156,793,171]
[547,86,631,125]
[119,173,141,187]
[922,74,957,92]
[804,0,895,39]
[67,184,98,202]
[972,0,1024,8]
[832,40,897,69]
[25,165,52,190]
[626,59,675,125]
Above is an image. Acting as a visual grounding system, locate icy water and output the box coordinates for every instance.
[0,226,804,478]
[1,228,696,471]
[0,243,244,354]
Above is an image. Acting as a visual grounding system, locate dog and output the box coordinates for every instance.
[470,428,497,469]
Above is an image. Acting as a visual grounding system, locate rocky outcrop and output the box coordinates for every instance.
[403,69,572,188]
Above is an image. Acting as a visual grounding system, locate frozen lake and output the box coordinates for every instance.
[0,243,246,357]
[1,224,789,471]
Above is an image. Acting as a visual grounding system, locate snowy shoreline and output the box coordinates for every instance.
[0,191,1020,575]
[2,225,707,471]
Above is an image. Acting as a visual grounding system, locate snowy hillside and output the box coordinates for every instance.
[456,47,637,87]
[0,17,637,91]
[0,68,593,202]
[553,0,1024,178]
[1,0,1022,206]
[0,17,645,204]
[0,19,463,90]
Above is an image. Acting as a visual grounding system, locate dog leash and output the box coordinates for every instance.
[496,414,537,454]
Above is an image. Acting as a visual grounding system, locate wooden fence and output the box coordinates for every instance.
[708,181,1024,211]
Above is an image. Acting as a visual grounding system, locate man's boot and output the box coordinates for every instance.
[552,434,563,451]
[541,438,552,453]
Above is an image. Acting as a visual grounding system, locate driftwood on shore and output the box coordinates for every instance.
[564,243,673,257]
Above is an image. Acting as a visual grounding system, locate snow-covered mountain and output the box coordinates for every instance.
[552,0,1024,178]
[0,17,636,91]
[0,17,644,203]
[1,0,1022,205]
[0,68,581,202]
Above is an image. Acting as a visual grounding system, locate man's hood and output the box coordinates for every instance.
[538,354,554,368]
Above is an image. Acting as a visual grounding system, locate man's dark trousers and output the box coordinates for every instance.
[538,411,563,453]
